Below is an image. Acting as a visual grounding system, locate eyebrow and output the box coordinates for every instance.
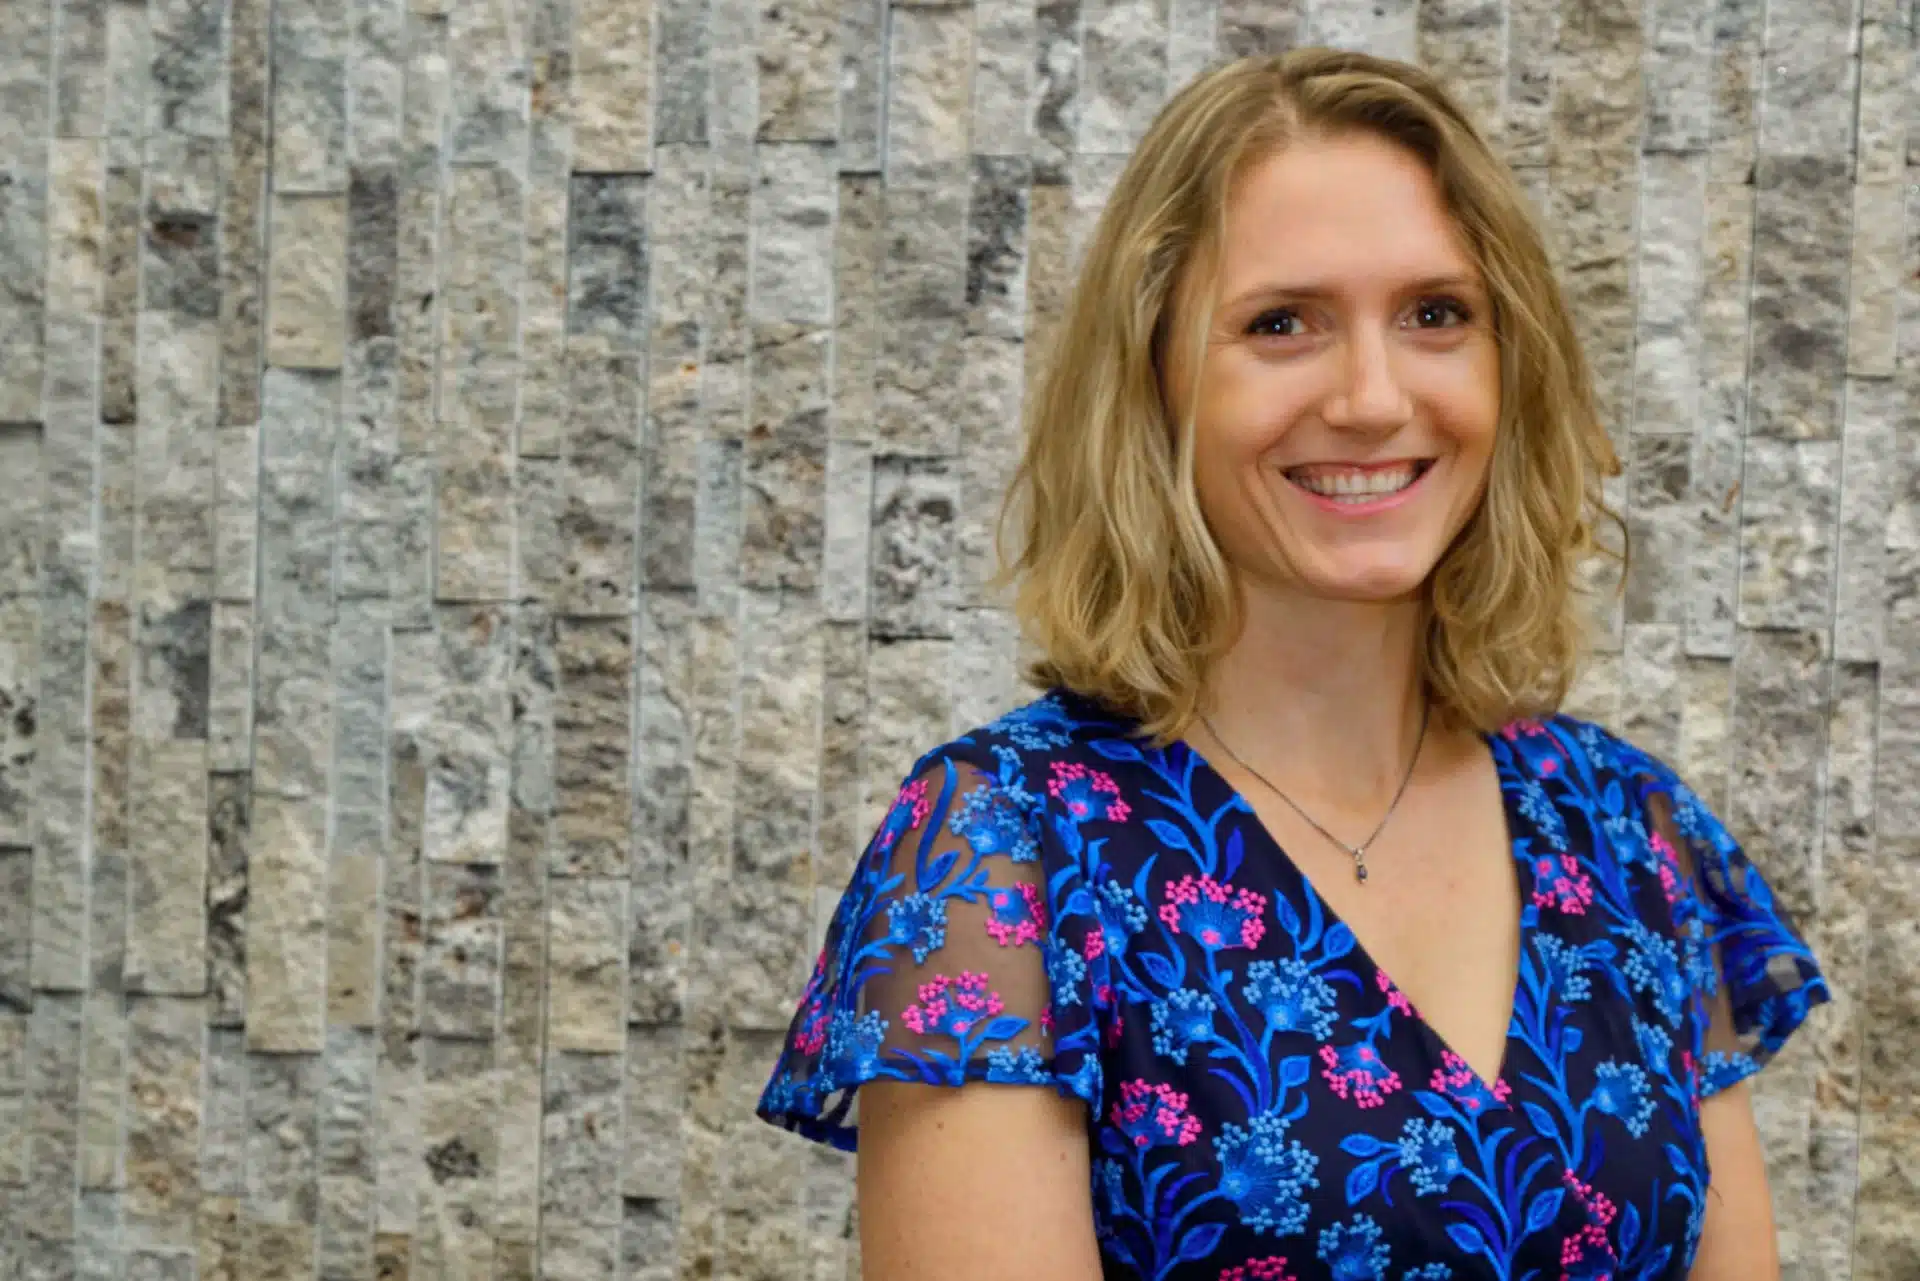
[1221,273,1484,309]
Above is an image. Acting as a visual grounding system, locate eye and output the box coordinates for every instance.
[1247,308,1307,339]
[1408,296,1473,329]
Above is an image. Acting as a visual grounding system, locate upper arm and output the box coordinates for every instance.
[857,1079,1103,1281]
[1690,1080,1778,1281]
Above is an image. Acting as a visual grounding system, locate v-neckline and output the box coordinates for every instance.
[1176,729,1535,1093]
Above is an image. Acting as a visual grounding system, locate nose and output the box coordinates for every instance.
[1321,326,1413,434]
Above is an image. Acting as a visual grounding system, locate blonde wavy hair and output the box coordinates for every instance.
[991,48,1624,746]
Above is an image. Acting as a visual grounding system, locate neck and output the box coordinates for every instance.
[1196,582,1430,806]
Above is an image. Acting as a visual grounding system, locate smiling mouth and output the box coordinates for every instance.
[1283,459,1435,503]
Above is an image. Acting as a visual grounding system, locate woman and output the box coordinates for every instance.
[757,49,1827,1281]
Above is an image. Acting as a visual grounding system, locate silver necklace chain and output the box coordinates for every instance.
[1198,702,1430,886]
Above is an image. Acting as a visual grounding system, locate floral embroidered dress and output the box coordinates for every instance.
[757,689,1827,1281]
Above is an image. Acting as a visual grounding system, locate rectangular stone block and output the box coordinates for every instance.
[540,1051,623,1222]
[134,596,211,743]
[347,0,405,167]
[124,996,202,1252]
[629,591,690,1027]
[217,0,268,426]
[0,168,47,421]
[446,0,528,170]
[547,878,628,1053]
[45,139,103,319]
[0,595,34,855]
[816,618,869,890]
[1849,180,1903,379]
[1836,378,1902,664]
[206,603,252,775]
[757,0,835,141]
[266,193,348,370]
[553,618,632,879]
[621,1026,683,1200]
[572,0,652,172]
[414,1038,497,1277]
[327,854,380,1029]
[246,794,328,1053]
[1686,180,1754,657]
[77,990,126,1191]
[742,337,827,592]
[0,847,29,1014]
[244,1051,320,1223]
[885,5,972,186]
[205,775,249,1029]
[567,176,649,344]
[212,421,258,604]
[870,457,956,639]
[735,593,820,882]
[25,995,82,1241]
[420,862,501,1040]
[392,14,449,455]
[820,440,872,623]
[1748,156,1850,440]
[0,1012,25,1184]
[149,0,225,137]
[1857,0,1910,182]
[424,605,512,866]
[271,0,348,192]
[1632,154,1704,435]
[1030,0,1084,185]
[99,166,139,424]
[1757,0,1858,157]
[1729,630,1827,923]
[124,740,209,995]
[1077,0,1167,154]
[1737,437,1840,632]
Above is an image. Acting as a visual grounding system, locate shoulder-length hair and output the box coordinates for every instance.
[991,48,1623,746]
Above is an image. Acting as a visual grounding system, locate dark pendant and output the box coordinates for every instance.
[1355,862,1368,884]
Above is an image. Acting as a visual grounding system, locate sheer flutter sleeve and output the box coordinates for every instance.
[1637,763,1829,1098]
[757,747,1104,1150]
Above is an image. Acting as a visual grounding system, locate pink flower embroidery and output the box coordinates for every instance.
[1220,1260,1295,1281]
[1319,1042,1403,1108]
[1530,853,1595,915]
[1048,760,1132,823]
[1158,875,1267,951]
[1376,970,1416,1017]
[898,972,1006,1039]
[1109,1079,1202,1148]
[1429,1049,1512,1115]
[1558,1170,1621,1280]
[984,881,1047,947]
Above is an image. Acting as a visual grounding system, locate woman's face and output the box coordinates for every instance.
[1165,131,1502,606]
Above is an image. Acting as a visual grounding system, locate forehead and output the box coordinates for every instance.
[1216,133,1478,290]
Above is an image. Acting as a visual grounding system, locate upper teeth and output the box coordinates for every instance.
[1291,464,1421,498]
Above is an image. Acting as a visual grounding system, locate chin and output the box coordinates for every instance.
[1300,559,1436,604]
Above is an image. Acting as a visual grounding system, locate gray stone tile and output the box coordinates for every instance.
[1078,0,1167,154]
[516,57,573,460]
[567,174,649,344]
[1620,623,1684,765]
[245,793,328,1053]
[1729,629,1827,924]
[572,0,652,172]
[271,0,348,192]
[390,454,434,631]
[863,637,951,836]
[1217,0,1302,58]
[0,845,28,1014]
[149,0,225,138]
[212,422,257,605]
[974,0,1034,155]
[414,1038,501,1269]
[266,194,348,370]
[371,1051,422,1237]
[654,0,712,147]
[102,0,149,165]
[1757,0,1858,157]
[346,0,406,167]
[434,164,522,603]
[718,1030,801,1279]
[346,166,399,344]
[45,140,102,319]
[424,605,512,866]
[123,996,201,1252]
[948,605,1021,737]
[392,14,448,454]
[708,0,758,159]
[1836,378,1901,664]
[86,837,127,995]
[1033,1,1086,183]
[420,861,501,1040]
[554,617,632,879]
[30,585,91,993]
[1849,180,1903,379]
[870,456,956,640]
[717,876,809,1032]
[0,0,53,167]
[244,1051,320,1223]
[1856,0,1910,183]
[124,740,209,996]
[206,606,252,778]
[446,0,528,171]
[1312,0,1416,57]
[1705,0,1761,182]
[735,591,821,883]
[1635,0,1713,153]
[546,877,627,1053]
[315,1172,374,1281]
[703,172,753,442]
[0,601,33,857]
[327,853,381,1029]
[820,440,872,623]
[541,1050,623,1223]
[630,589,691,1027]
[815,618,867,891]
[751,145,833,327]
[330,602,388,861]
[493,1057,543,1246]
[758,0,836,141]
[73,1188,120,1281]
[1748,156,1850,440]
[834,0,884,171]
[967,155,1030,340]
[954,333,1025,605]
[217,0,268,426]
[876,183,968,453]
[1632,153,1704,434]
[76,992,126,1192]
[25,995,83,1241]
[1685,181,1753,658]
[101,166,139,424]
[693,436,743,620]
[0,1013,26,1182]
[1738,436,1840,632]
[1416,0,1503,135]
[621,1026,683,1201]
[0,168,49,422]
[620,1196,679,1281]
[204,774,249,1029]
[742,332,827,592]
[828,174,881,438]
[886,6,973,187]
[133,598,210,742]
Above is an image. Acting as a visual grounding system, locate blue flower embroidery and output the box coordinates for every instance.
[1591,1060,1655,1137]
[1214,1112,1320,1235]
[886,892,948,963]
[1397,1119,1463,1196]
[1319,1215,1391,1281]
[1149,988,1217,1064]
[1244,958,1339,1040]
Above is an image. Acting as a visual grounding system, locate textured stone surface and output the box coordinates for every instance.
[0,3,1906,1272]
